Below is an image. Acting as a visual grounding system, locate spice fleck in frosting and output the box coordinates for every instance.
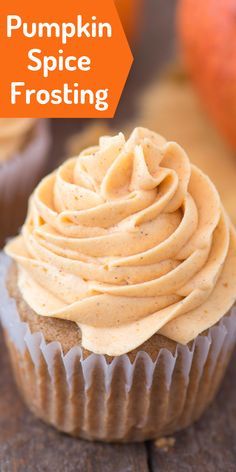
[6,128,236,355]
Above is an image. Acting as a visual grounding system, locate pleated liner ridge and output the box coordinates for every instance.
[1,253,236,442]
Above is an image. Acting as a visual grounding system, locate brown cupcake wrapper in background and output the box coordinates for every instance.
[1,253,236,442]
[0,120,51,248]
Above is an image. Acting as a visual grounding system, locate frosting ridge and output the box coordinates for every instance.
[6,127,236,355]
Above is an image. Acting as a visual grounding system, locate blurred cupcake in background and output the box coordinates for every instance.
[0,119,35,162]
[0,118,51,247]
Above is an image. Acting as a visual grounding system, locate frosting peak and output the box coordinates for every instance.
[6,128,236,355]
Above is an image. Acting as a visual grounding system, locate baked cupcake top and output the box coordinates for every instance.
[5,127,236,355]
[0,119,35,162]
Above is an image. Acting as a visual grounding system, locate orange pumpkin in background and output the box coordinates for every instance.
[115,0,143,43]
[178,0,236,151]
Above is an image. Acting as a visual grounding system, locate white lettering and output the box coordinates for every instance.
[7,15,22,37]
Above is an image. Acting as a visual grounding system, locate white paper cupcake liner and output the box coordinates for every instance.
[0,120,51,247]
[0,252,236,442]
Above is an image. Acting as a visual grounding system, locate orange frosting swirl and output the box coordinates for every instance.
[6,128,236,355]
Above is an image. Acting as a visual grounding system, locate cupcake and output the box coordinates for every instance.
[0,118,51,248]
[1,127,236,442]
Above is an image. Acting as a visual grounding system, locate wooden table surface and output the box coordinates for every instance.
[1,1,236,470]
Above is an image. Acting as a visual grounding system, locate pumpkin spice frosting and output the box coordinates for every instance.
[5,127,236,356]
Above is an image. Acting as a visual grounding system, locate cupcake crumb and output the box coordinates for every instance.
[154,436,176,452]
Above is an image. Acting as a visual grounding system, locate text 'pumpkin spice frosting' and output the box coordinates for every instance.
[5,128,236,355]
